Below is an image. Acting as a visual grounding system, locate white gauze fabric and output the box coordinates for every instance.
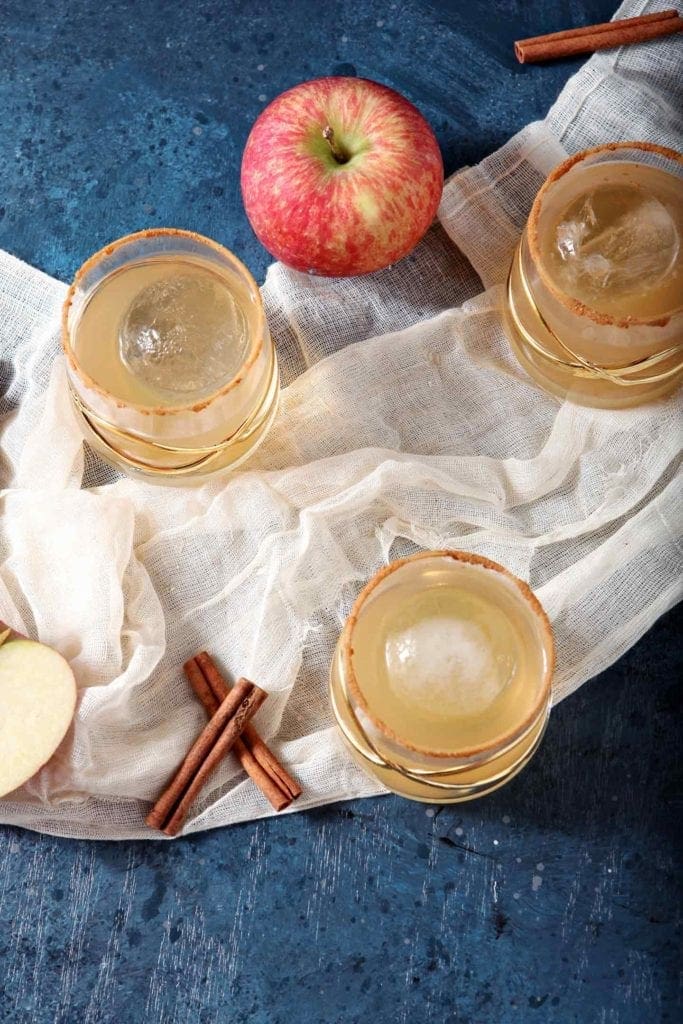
[0,0,681,839]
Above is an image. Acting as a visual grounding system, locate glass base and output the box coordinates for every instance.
[71,352,280,485]
[504,249,682,409]
[330,649,550,804]
[504,311,681,410]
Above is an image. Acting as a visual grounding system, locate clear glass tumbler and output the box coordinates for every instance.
[505,142,683,408]
[62,228,279,482]
[330,550,555,803]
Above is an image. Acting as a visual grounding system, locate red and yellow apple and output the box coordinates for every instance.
[241,76,444,277]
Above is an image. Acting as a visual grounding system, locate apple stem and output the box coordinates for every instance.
[322,125,349,164]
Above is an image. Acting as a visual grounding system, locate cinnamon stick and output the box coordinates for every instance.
[517,8,679,47]
[515,9,682,64]
[185,656,294,811]
[163,683,267,836]
[145,678,266,835]
[184,657,220,715]
[194,652,302,803]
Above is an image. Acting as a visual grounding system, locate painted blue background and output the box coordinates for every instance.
[0,2,681,1022]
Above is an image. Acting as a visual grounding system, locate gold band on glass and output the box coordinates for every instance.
[507,242,683,387]
[334,656,549,793]
[68,350,278,476]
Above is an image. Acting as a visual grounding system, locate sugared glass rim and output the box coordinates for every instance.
[340,549,555,760]
[61,228,267,417]
[527,141,683,330]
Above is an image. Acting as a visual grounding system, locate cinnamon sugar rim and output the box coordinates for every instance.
[527,142,683,330]
[341,550,555,760]
[61,228,266,416]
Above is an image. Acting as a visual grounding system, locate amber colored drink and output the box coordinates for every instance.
[330,551,554,803]
[63,230,278,481]
[505,143,683,407]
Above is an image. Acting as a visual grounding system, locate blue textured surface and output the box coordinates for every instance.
[1,2,681,1022]
[2,0,621,286]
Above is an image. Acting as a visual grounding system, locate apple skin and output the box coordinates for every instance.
[241,77,444,277]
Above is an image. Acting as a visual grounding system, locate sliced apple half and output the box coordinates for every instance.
[0,634,77,797]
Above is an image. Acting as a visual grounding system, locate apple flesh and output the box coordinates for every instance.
[0,634,77,797]
[241,76,444,276]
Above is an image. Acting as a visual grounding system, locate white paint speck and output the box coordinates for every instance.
[341,35,348,43]
[493,840,499,846]
[502,815,510,824]
[192,125,203,136]
[516,857,522,864]
[513,892,520,900]
[257,63,265,71]
[425,808,435,818]
[532,874,543,891]
[376,19,385,27]
[454,827,463,836]
[404,937,410,944]
[258,94,267,102]
[536,862,544,871]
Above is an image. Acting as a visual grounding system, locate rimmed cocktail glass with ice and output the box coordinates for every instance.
[330,550,555,803]
[62,229,279,481]
[505,142,683,407]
